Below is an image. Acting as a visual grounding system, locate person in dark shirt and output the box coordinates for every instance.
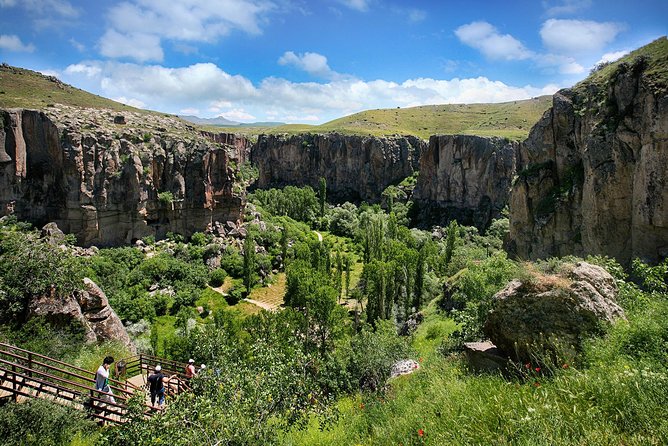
[147,365,175,409]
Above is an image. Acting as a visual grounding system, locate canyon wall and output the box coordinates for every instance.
[252,133,426,202]
[412,135,519,229]
[507,38,668,265]
[0,106,247,246]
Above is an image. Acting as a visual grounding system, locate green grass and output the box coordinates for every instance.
[207,97,552,140]
[0,65,165,115]
[283,295,668,446]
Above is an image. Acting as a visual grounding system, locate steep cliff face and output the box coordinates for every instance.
[252,133,426,202]
[508,38,668,264]
[0,105,248,246]
[412,135,519,229]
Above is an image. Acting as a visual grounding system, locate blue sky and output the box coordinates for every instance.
[0,0,666,123]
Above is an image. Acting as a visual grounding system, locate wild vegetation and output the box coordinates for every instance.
[0,182,666,445]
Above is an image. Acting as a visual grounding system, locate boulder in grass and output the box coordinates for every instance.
[483,262,625,362]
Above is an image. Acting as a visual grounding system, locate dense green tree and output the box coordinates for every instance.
[318,176,327,218]
[242,233,256,295]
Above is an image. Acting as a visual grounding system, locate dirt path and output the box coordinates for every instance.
[242,298,276,311]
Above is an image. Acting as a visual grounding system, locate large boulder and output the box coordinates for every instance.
[28,278,135,353]
[483,262,625,362]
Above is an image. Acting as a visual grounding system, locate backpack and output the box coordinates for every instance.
[148,372,164,393]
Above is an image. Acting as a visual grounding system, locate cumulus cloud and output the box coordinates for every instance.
[99,30,164,62]
[455,21,533,61]
[113,96,146,108]
[219,108,256,121]
[62,60,560,124]
[337,0,370,12]
[278,51,343,80]
[540,19,624,55]
[542,0,591,17]
[595,50,629,65]
[0,34,35,52]
[64,63,101,77]
[100,0,275,62]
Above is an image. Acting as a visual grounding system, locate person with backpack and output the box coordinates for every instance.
[148,365,176,409]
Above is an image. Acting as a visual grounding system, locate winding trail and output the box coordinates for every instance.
[242,298,276,311]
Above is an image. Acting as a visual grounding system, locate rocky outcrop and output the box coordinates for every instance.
[508,38,668,265]
[412,135,519,229]
[252,133,426,202]
[484,262,625,362]
[28,277,135,352]
[0,105,249,245]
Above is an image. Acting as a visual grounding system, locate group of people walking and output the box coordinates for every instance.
[94,356,206,410]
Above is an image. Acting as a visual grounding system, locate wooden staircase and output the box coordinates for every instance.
[0,343,190,424]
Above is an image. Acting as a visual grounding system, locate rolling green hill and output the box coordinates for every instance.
[210,96,553,140]
[0,64,160,115]
[1,63,551,140]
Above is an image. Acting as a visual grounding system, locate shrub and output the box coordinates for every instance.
[209,268,228,287]
[0,399,95,446]
[158,191,174,205]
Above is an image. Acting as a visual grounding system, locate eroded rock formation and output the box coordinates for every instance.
[412,135,519,229]
[252,133,426,202]
[484,262,625,362]
[508,38,668,264]
[0,105,248,245]
[29,277,135,352]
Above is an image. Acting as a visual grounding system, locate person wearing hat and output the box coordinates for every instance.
[185,359,196,380]
[147,365,176,409]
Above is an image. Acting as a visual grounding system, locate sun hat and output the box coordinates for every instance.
[188,359,194,363]
[155,365,162,371]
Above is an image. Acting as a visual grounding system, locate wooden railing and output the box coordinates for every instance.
[118,354,191,395]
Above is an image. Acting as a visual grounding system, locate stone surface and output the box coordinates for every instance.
[483,262,625,362]
[398,311,424,336]
[390,359,420,378]
[413,135,519,229]
[28,277,134,351]
[252,133,426,202]
[0,106,249,246]
[463,341,508,372]
[41,222,67,245]
[508,38,668,265]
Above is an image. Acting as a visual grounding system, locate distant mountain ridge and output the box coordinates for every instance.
[177,115,287,128]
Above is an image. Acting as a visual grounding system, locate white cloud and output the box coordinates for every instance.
[65,63,101,77]
[407,9,426,24]
[455,21,533,61]
[69,38,85,52]
[337,0,370,12]
[542,0,591,17]
[540,19,624,55]
[0,0,78,16]
[278,51,342,80]
[99,30,164,62]
[596,50,629,65]
[180,107,200,115]
[0,34,35,52]
[534,53,585,74]
[219,108,256,121]
[100,0,275,62]
[38,69,60,77]
[61,60,560,124]
[113,96,146,108]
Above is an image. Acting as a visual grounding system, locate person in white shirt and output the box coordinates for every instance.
[95,356,116,404]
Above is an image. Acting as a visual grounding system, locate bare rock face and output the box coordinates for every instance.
[252,133,426,202]
[0,106,248,246]
[508,38,668,265]
[28,278,135,352]
[483,262,625,362]
[412,135,519,229]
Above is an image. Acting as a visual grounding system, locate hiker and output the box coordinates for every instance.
[148,365,176,409]
[95,356,116,404]
[185,358,197,381]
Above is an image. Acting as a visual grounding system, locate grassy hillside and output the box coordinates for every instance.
[0,64,160,115]
[210,96,552,140]
[577,36,667,94]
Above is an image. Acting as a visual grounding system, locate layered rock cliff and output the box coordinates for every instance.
[412,135,519,229]
[508,37,668,264]
[252,133,426,202]
[0,105,248,246]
